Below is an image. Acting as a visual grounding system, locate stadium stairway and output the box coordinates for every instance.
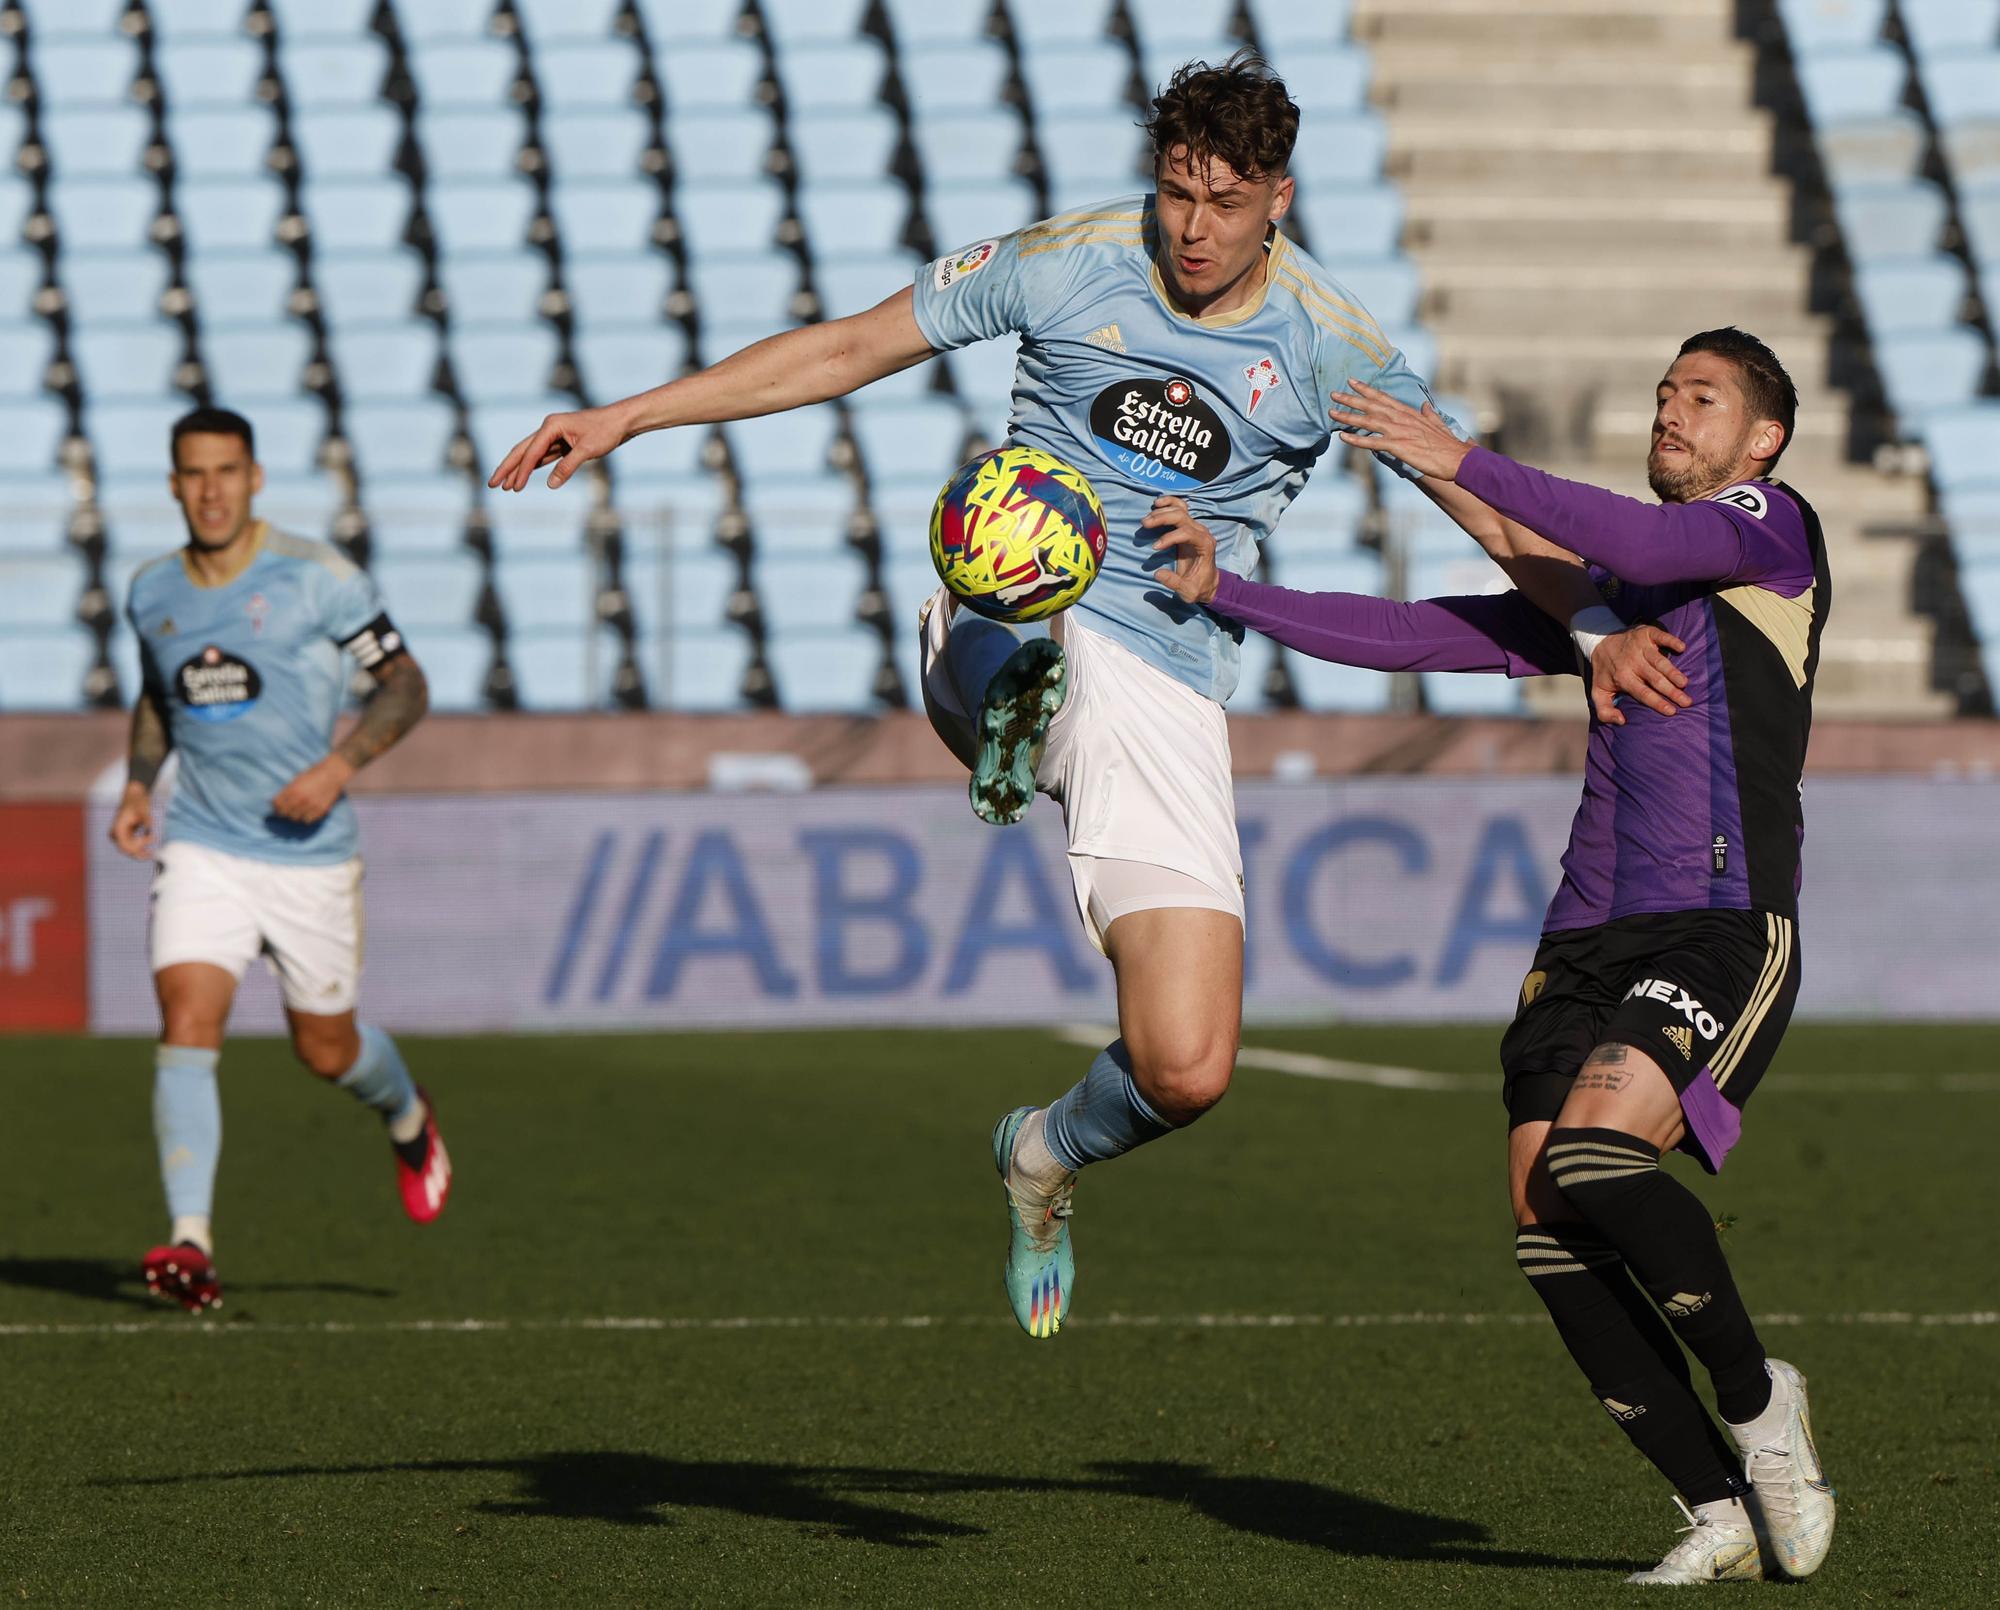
[1355,0,1953,718]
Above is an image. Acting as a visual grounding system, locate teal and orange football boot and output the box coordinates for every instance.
[991,1106,1075,1339]
[969,638,1065,826]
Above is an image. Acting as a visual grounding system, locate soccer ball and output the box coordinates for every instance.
[928,445,1108,623]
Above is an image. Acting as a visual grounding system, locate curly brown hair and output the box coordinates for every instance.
[1142,51,1300,182]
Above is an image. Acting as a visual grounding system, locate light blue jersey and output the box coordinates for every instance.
[126,524,400,866]
[912,195,1450,703]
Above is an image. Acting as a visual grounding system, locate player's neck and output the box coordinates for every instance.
[1163,250,1269,322]
[182,520,265,588]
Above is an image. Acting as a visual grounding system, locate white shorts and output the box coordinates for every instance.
[149,839,366,1015]
[921,590,1244,954]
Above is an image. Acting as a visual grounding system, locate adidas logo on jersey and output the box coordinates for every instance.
[1663,1024,1694,1060]
[1085,324,1127,353]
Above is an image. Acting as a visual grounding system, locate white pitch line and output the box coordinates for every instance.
[1054,1027,2000,1094]
[0,1310,1993,1340]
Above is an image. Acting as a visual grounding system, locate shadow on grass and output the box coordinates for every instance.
[96,1451,1635,1569]
[0,1257,395,1308]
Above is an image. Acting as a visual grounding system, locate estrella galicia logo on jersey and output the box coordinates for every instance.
[175,644,262,723]
[1087,375,1231,492]
[1710,483,1769,519]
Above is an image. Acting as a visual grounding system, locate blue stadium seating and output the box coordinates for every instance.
[0,632,96,711]
[1776,0,1886,50]
[1008,0,1120,49]
[515,0,625,42]
[541,110,657,181]
[345,401,463,479]
[899,42,1012,116]
[1901,0,2000,56]
[417,108,526,181]
[371,552,485,631]
[313,252,425,323]
[291,107,405,180]
[880,0,993,46]
[168,107,279,180]
[770,41,891,112]
[359,471,474,551]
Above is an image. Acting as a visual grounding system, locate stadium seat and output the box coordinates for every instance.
[1943,486,2000,561]
[28,39,141,104]
[574,326,691,400]
[1900,0,2000,56]
[514,0,625,42]
[912,112,1024,186]
[880,0,994,46]
[1921,52,2000,126]
[611,473,727,548]
[739,474,858,549]
[403,41,521,108]
[769,40,890,112]
[944,335,1020,407]
[1127,0,1237,47]
[1006,0,1120,48]
[371,551,486,630]
[71,323,184,399]
[1259,44,1372,116]
[153,38,266,108]
[1288,114,1391,186]
[1794,45,1907,123]
[564,255,675,326]
[0,250,38,324]
[267,0,382,38]
[1424,672,1525,716]
[685,252,804,330]
[849,400,969,484]
[924,178,1040,247]
[427,180,541,254]
[416,109,528,182]
[98,500,190,561]
[1776,0,1887,50]
[631,0,745,42]
[1321,256,1421,327]
[1831,180,1949,260]
[764,630,882,709]
[361,475,476,552]
[672,179,788,254]
[534,43,646,109]
[665,109,780,184]
[60,251,169,323]
[1922,402,2000,491]
[255,474,344,533]
[797,182,912,260]
[1940,120,2000,186]
[147,0,251,34]
[439,254,549,325]
[759,0,872,45]
[0,398,72,475]
[0,554,83,627]
[88,400,193,480]
[23,0,128,33]
[757,550,871,631]
[172,177,289,254]
[466,396,576,467]
[345,400,463,478]
[540,109,657,181]
[203,324,314,400]
[1962,182,2000,265]
[654,41,767,110]
[623,544,738,632]
[1852,255,1968,332]
[166,107,279,180]
[312,251,426,323]
[276,40,394,108]
[40,107,152,179]
[787,109,903,184]
[815,252,923,319]
[236,398,327,478]
[1017,44,1135,112]
[722,405,844,482]
[401,626,492,711]
[492,552,598,629]
[1289,654,1390,712]
[1296,184,1405,258]
[507,629,616,708]
[0,630,95,711]
[484,495,589,556]
[897,42,1013,118]
[634,625,751,710]
[449,325,563,401]
[1036,112,1151,198]
[548,180,663,254]
[299,178,413,254]
[290,106,406,181]
[46,178,159,252]
[329,323,444,400]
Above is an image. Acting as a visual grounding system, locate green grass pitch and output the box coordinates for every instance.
[5,1024,1996,1607]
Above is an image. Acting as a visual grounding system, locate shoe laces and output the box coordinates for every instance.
[1744,1438,1803,1529]
[1653,1497,1738,1574]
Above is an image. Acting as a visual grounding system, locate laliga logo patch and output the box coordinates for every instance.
[175,644,262,724]
[1243,354,1280,416]
[1087,374,1232,492]
[932,240,996,291]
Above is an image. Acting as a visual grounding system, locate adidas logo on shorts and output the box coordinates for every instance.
[1663,1023,1694,1060]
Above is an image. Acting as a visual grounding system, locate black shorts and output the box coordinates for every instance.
[1500,908,1800,1173]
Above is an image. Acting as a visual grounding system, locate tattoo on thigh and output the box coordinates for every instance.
[1574,1043,1631,1093]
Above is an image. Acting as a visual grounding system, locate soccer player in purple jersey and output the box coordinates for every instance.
[1155,329,1836,1586]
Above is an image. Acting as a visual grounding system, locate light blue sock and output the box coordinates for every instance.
[154,1044,221,1222]
[1043,1040,1173,1172]
[335,1023,419,1126]
[945,607,1050,710]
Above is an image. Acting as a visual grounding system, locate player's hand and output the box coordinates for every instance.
[487,401,633,493]
[1590,624,1689,725]
[1144,496,1221,605]
[1329,381,1473,481]
[271,754,356,825]
[109,782,156,860]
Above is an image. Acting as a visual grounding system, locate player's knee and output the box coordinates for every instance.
[1130,1033,1236,1124]
[160,1005,225,1048]
[1545,1126,1661,1219]
[291,1029,357,1080]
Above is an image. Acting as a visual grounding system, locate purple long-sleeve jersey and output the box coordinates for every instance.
[1214,450,1830,933]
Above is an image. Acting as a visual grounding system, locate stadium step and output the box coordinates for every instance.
[1388,122,1780,192]
[1416,255,1818,339]
[1354,0,1738,53]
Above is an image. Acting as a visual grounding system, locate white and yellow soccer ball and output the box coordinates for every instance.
[927,445,1109,623]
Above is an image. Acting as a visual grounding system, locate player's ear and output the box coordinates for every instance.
[1748,418,1784,469]
[1267,173,1295,226]
[250,460,265,497]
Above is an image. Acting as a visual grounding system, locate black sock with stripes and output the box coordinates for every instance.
[1516,1224,1748,1505]
[1547,1127,1773,1426]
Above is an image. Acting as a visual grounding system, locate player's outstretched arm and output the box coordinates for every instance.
[271,655,429,825]
[488,288,937,492]
[109,688,171,859]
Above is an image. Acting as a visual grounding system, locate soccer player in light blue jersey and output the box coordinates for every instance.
[489,57,1661,1338]
[112,409,450,1313]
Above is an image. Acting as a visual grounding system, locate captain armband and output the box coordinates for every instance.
[338,612,408,672]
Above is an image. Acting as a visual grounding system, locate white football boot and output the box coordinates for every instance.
[1626,1496,1766,1585]
[1728,1359,1835,1579]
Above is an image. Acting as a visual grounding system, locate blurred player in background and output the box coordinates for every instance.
[111,408,450,1313]
[1156,330,1836,1586]
[490,56,1667,1340]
